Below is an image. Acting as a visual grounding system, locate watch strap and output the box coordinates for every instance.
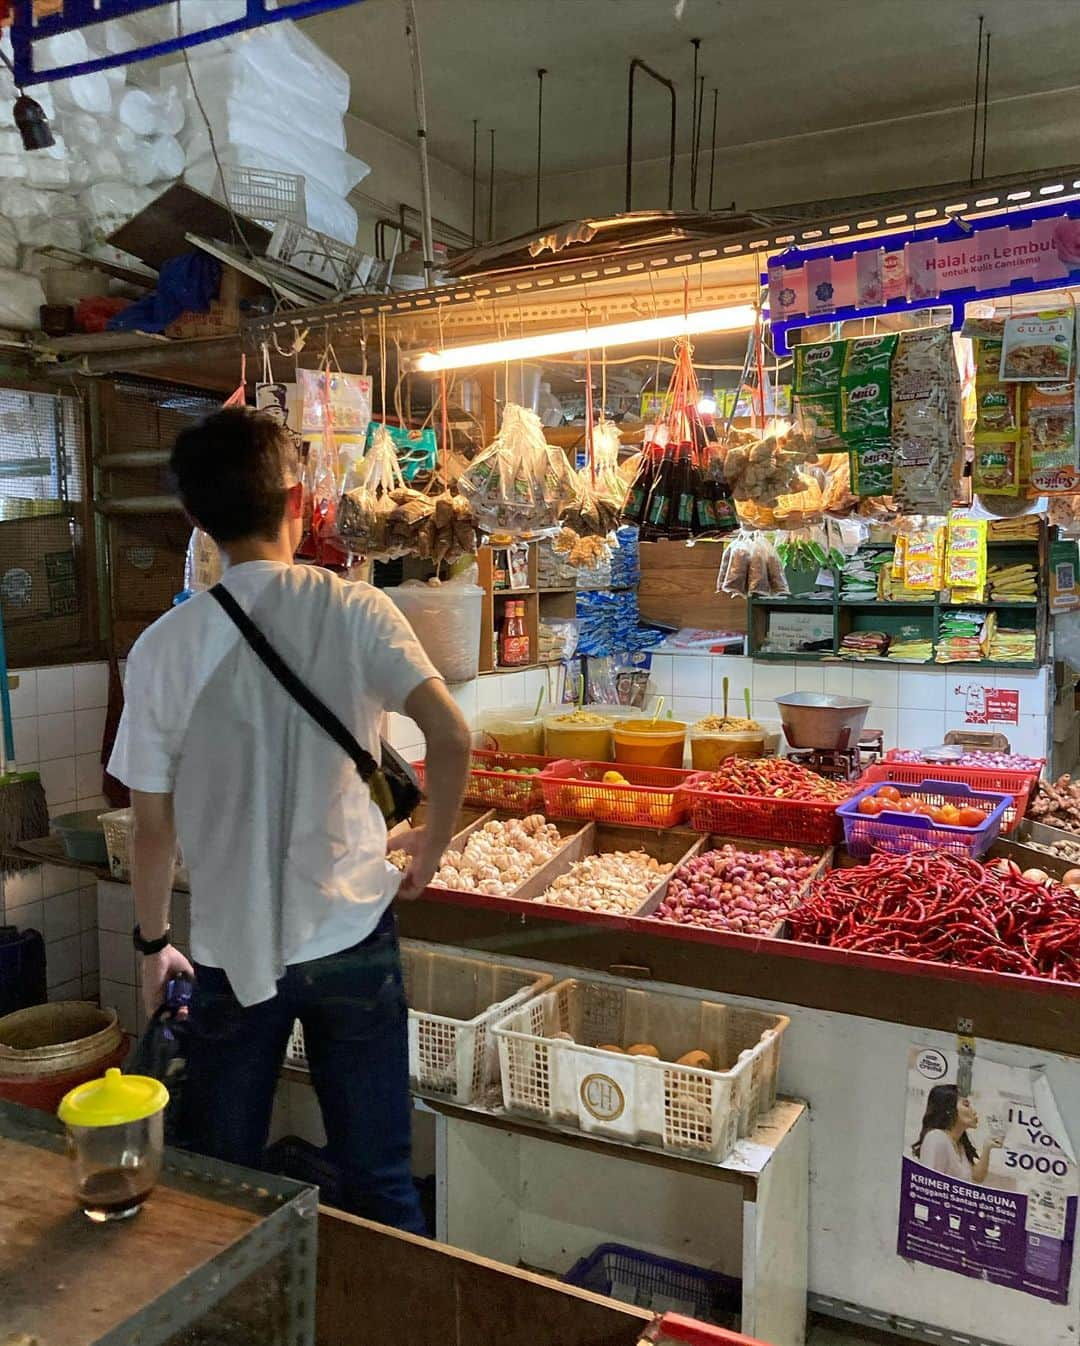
[133,924,171,956]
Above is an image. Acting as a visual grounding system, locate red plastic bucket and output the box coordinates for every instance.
[0,1001,127,1113]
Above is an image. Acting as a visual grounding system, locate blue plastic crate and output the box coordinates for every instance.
[837,777,1011,860]
[564,1243,740,1323]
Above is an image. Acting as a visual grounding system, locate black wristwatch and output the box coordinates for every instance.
[132,924,171,955]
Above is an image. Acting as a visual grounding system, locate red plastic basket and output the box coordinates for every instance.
[838,778,1011,860]
[539,759,692,827]
[860,762,1036,833]
[680,773,844,846]
[413,750,552,813]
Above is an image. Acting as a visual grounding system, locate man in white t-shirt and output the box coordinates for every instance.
[109,407,470,1232]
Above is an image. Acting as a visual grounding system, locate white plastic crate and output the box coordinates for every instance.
[221,165,307,228]
[286,943,552,1104]
[493,980,789,1161]
[267,219,373,293]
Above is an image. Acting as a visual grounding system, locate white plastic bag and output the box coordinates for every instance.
[159,57,339,147]
[0,270,45,330]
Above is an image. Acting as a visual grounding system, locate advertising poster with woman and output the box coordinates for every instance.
[899,1045,1078,1303]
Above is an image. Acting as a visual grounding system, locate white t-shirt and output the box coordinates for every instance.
[918,1130,975,1182]
[109,561,440,1006]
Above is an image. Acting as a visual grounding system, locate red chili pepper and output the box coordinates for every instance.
[787,851,1080,984]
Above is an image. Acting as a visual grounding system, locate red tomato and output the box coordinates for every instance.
[858,796,883,816]
[913,802,937,818]
[877,785,902,803]
[895,798,917,814]
[956,807,986,828]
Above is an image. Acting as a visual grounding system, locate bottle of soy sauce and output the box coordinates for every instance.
[643,446,676,536]
[621,436,658,526]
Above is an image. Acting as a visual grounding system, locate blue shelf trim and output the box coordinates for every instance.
[11,0,364,86]
[763,196,1080,354]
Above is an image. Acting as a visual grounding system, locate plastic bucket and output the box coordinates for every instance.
[613,721,688,769]
[0,1002,126,1113]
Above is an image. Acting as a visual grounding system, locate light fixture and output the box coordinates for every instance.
[411,304,759,372]
[13,93,54,150]
[0,47,54,150]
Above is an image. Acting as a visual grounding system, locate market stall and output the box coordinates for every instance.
[11,162,1080,1346]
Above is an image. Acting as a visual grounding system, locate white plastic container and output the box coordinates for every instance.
[287,943,553,1104]
[385,580,483,684]
[494,979,789,1160]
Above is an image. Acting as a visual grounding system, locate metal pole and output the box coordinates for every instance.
[402,0,435,286]
[487,128,495,240]
[968,14,984,186]
[708,87,718,211]
[689,38,700,209]
[535,68,547,228]
[980,31,991,179]
[471,118,478,246]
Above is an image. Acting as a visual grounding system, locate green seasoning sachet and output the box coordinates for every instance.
[842,332,899,375]
[794,339,845,395]
[850,439,893,496]
[842,371,892,435]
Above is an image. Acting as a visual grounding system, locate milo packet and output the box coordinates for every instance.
[795,393,841,446]
[842,332,899,376]
[849,439,893,497]
[842,371,891,436]
[794,339,845,395]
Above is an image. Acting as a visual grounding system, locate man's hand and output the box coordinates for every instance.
[140,944,194,1017]
[392,825,448,901]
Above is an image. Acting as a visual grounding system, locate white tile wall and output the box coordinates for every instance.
[3,663,111,1003]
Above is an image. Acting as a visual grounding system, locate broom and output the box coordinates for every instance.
[0,606,48,873]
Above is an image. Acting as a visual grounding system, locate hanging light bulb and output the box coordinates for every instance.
[14,92,54,151]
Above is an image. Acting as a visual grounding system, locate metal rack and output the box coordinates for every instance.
[0,1099,317,1346]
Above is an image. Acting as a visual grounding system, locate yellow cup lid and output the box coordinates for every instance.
[58,1067,168,1128]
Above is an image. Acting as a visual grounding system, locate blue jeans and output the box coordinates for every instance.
[180,908,425,1234]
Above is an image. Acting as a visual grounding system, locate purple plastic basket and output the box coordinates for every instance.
[837,778,1012,860]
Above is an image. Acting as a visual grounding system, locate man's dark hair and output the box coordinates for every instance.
[170,407,299,545]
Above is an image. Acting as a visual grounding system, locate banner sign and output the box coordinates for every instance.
[899,1043,1078,1304]
[767,200,1080,353]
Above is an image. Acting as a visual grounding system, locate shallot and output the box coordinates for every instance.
[654,845,818,934]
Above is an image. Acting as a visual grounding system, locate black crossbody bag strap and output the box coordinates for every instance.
[209,584,380,784]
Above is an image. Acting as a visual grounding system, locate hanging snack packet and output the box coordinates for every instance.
[795,393,842,447]
[842,371,891,435]
[890,326,961,513]
[1000,307,1075,382]
[973,439,1020,496]
[974,380,1021,435]
[842,332,899,376]
[794,339,845,395]
[849,438,893,496]
[298,368,373,435]
[1026,381,1079,493]
[973,337,1005,380]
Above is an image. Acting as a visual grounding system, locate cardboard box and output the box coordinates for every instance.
[0,512,83,664]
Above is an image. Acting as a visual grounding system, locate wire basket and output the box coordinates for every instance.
[287,942,552,1104]
[860,762,1036,834]
[540,759,692,828]
[837,779,1012,860]
[221,165,306,227]
[680,775,844,846]
[564,1244,740,1323]
[493,979,788,1160]
[414,750,551,813]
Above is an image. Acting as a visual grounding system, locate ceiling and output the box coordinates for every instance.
[301,0,1080,180]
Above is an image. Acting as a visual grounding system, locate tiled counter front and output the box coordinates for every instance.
[3,662,110,1003]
